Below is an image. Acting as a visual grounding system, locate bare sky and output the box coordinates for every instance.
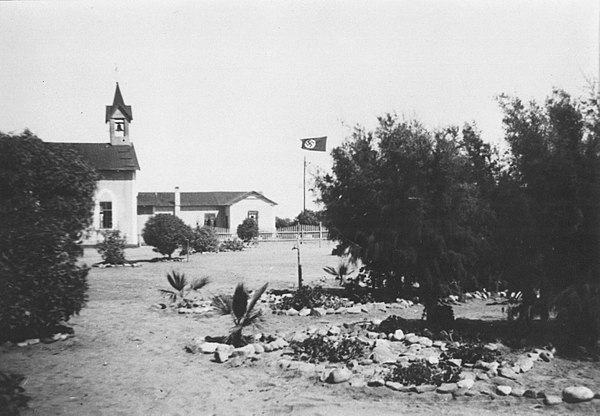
[0,0,597,217]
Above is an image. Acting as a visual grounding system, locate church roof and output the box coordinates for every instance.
[49,142,140,171]
[105,83,132,122]
[137,191,277,207]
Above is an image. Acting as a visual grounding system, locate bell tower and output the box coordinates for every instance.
[106,83,133,146]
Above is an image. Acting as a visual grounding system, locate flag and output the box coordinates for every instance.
[300,136,327,152]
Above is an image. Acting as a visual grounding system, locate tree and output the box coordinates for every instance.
[295,209,323,226]
[97,229,127,264]
[316,116,497,312]
[237,218,258,242]
[190,225,219,253]
[276,217,294,228]
[0,131,98,341]
[496,90,600,298]
[142,214,192,258]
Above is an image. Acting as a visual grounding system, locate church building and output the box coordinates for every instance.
[56,84,140,246]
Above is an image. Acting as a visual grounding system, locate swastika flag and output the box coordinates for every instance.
[300,136,327,152]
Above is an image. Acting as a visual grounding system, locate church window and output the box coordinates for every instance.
[100,201,113,229]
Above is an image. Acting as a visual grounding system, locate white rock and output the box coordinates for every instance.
[484,343,500,351]
[326,367,352,384]
[419,337,433,347]
[327,326,342,336]
[562,386,594,403]
[298,308,311,316]
[199,342,220,354]
[496,385,512,396]
[487,362,499,377]
[233,344,255,356]
[214,349,231,363]
[426,356,439,365]
[346,306,363,314]
[367,378,386,387]
[447,358,462,367]
[544,395,562,405]
[499,366,518,380]
[437,383,458,394]
[370,345,397,364]
[286,308,299,316]
[406,335,420,344]
[349,378,367,387]
[511,387,526,397]
[457,378,474,389]
[517,357,534,372]
[392,329,405,341]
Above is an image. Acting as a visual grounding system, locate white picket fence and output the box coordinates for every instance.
[213,223,329,241]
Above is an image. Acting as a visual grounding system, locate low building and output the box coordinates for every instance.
[137,189,277,241]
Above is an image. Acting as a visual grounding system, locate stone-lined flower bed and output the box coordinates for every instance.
[151,299,214,315]
[92,262,142,268]
[265,290,415,317]
[186,319,599,406]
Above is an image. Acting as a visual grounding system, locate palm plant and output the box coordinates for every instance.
[212,282,268,347]
[323,259,356,286]
[160,270,210,307]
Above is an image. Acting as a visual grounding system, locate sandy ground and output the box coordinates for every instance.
[2,242,600,416]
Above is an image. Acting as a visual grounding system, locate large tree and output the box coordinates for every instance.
[0,131,98,341]
[317,116,497,306]
[496,90,600,295]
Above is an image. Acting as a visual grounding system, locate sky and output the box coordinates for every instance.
[0,0,598,217]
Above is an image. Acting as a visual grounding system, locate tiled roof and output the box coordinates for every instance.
[137,191,277,207]
[105,83,132,122]
[48,142,140,171]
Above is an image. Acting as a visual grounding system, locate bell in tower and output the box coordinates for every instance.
[106,83,133,146]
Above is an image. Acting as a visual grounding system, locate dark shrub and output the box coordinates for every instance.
[553,283,600,353]
[219,238,244,252]
[275,285,350,311]
[237,218,258,242]
[142,214,192,258]
[441,343,501,364]
[386,361,461,386]
[0,371,30,416]
[191,225,219,253]
[97,229,126,264]
[290,334,367,363]
[0,132,97,342]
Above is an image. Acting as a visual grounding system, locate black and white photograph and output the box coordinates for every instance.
[1,1,599,415]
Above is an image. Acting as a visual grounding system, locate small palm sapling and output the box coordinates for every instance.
[323,259,356,286]
[212,282,268,347]
[160,270,210,308]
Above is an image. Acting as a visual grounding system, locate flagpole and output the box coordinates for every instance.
[303,155,306,213]
[302,155,306,243]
